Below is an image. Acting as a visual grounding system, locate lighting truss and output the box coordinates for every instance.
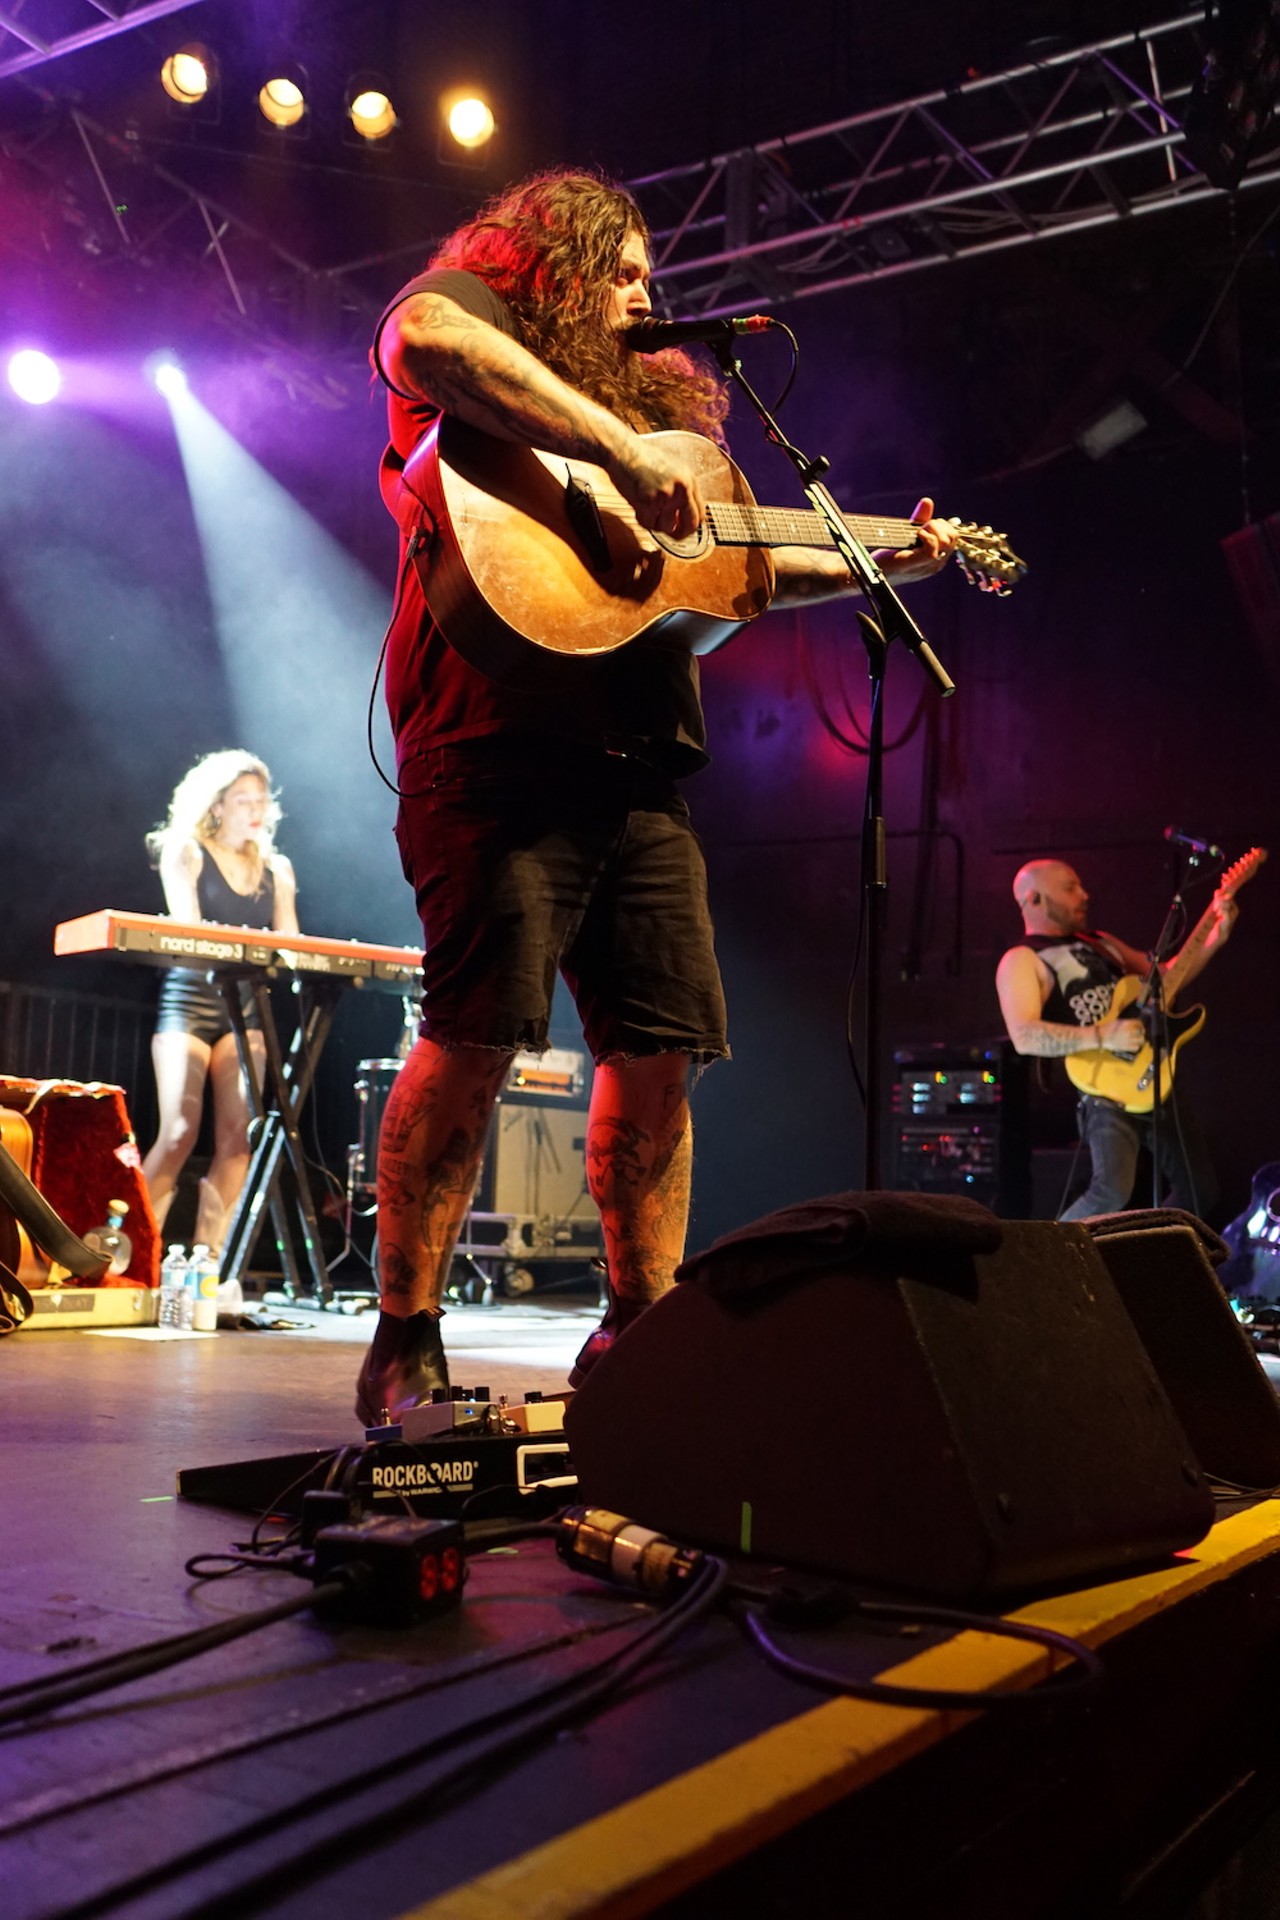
[631,10,1280,317]
[0,1,210,83]
[0,98,382,396]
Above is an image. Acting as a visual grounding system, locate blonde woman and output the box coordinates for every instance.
[141,751,299,1250]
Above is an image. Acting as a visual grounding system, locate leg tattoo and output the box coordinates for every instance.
[587,1055,693,1303]
[375,1038,511,1314]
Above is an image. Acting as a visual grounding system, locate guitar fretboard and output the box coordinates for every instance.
[706,502,918,551]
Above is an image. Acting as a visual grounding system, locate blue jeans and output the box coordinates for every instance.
[1059,1094,1219,1224]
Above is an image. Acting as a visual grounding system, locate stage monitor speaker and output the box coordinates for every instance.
[564,1219,1214,1599]
[485,1103,593,1223]
[1090,1223,1280,1490]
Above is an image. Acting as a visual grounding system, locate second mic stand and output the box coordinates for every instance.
[712,341,956,1189]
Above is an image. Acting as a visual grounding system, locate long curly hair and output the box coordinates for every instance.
[430,170,729,441]
[146,750,281,866]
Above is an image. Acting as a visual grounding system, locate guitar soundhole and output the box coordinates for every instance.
[651,524,712,561]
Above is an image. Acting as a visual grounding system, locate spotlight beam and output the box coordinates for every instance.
[0,0,208,83]
[159,382,406,939]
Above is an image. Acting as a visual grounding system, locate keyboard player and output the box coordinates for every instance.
[140,751,299,1253]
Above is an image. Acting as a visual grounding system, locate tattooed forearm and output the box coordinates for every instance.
[388,292,634,470]
[1009,1020,1101,1057]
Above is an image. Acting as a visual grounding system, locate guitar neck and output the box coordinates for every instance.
[706,501,919,553]
[1161,850,1263,1003]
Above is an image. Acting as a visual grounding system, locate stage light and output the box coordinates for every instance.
[259,72,307,131]
[8,349,61,406]
[347,81,396,142]
[160,44,215,106]
[445,94,496,150]
[146,353,188,397]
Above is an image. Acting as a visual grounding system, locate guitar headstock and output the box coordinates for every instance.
[1220,846,1268,897]
[950,524,1028,595]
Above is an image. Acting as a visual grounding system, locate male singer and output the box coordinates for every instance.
[356,167,958,1422]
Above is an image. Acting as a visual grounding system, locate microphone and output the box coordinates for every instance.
[1164,826,1225,861]
[624,314,776,353]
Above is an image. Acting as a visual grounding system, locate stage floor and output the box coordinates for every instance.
[6,1305,1280,1920]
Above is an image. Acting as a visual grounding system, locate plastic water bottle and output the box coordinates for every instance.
[189,1243,219,1333]
[159,1245,189,1328]
[83,1199,133,1277]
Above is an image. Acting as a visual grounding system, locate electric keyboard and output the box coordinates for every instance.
[53,909,423,992]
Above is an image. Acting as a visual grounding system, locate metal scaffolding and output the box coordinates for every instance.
[631,10,1280,317]
[0,0,210,83]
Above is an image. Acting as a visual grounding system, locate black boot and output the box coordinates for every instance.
[355,1310,450,1426]
[568,1288,655,1389]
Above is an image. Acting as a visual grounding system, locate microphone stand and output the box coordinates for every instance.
[711,341,956,1190]
[1140,851,1200,1208]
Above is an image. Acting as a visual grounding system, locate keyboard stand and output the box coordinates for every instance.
[218,969,341,1301]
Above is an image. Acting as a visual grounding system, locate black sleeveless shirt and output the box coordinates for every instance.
[1023,932,1125,1029]
[196,851,276,930]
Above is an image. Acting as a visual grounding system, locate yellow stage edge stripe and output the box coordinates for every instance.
[399,1501,1280,1920]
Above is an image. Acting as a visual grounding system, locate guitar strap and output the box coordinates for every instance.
[0,1257,33,1335]
[0,1137,109,1281]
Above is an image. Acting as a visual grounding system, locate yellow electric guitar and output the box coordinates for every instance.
[1066,846,1267,1112]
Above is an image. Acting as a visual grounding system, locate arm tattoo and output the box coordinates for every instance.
[1011,1021,1098,1056]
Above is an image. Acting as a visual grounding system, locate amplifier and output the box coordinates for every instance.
[479,1102,595,1224]
[892,1042,1030,1216]
[507,1046,585,1099]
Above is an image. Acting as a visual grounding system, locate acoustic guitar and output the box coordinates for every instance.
[398,418,1027,684]
[1065,846,1266,1113]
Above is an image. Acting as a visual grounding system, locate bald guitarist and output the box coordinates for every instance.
[995,857,1242,1223]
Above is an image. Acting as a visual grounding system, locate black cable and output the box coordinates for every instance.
[249,1446,357,1554]
[0,1448,357,1718]
[763,320,800,414]
[740,1593,1104,1711]
[184,1551,312,1579]
[365,530,429,800]
[0,1611,639,1847]
[0,1583,347,1728]
[51,1556,729,1920]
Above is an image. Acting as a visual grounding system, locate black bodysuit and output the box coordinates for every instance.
[154,850,278,1046]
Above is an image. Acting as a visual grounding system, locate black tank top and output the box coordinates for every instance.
[196,850,276,930]
[1023,932,1124,1029]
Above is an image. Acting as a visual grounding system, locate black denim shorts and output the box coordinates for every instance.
[394,738,728,1063]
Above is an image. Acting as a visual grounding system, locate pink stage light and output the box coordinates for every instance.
[7,349,61,405]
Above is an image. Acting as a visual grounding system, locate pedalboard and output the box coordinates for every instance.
[178,1389,576,1521]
